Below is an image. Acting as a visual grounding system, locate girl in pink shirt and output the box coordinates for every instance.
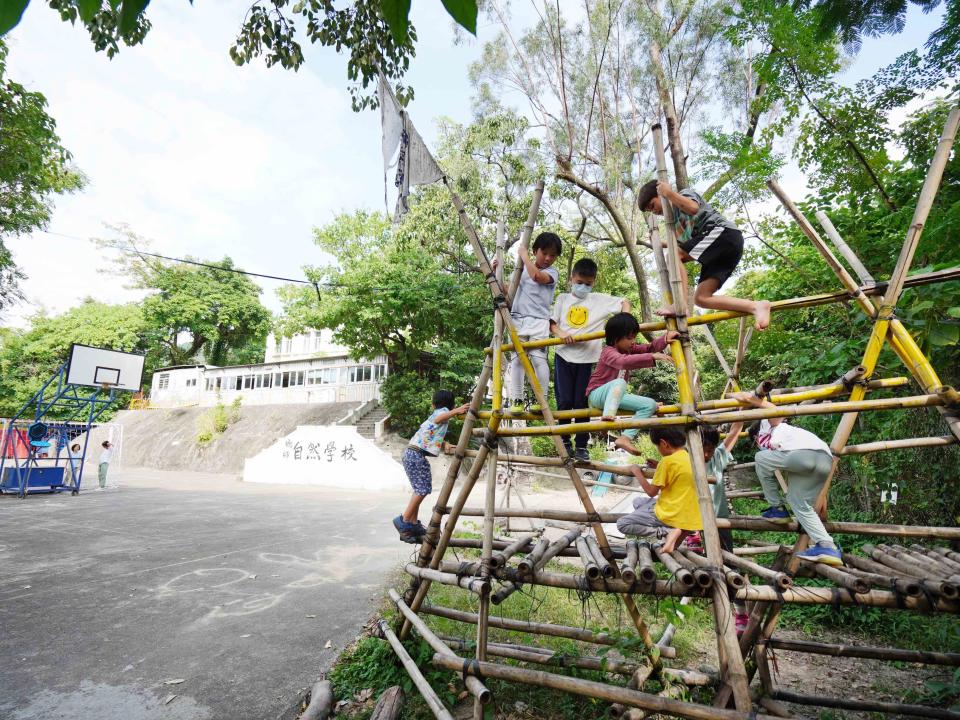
[585,312,678,455]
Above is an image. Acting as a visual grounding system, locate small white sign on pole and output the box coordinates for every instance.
[243,425,409,492]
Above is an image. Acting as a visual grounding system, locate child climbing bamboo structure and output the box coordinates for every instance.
[637,179,772,330]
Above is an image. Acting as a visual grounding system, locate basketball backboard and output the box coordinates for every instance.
[66,344,145,392]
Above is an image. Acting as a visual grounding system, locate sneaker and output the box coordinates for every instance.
[760,506,791,524]
[796,543,843,566]
[412,521,427,536]
[393,515,408,532]
[399,530,420,544]
[575,448,591,462]
[734,612,749,635]
[684,532,703,553]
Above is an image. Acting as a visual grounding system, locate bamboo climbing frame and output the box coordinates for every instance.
[382,106,960,720]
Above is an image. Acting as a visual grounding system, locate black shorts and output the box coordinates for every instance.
[689,227,743,289]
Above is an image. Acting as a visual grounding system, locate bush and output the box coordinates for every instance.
[381,372,433,438]
[196,396,243,446]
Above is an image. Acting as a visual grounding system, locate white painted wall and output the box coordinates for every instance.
[243,425,408,492]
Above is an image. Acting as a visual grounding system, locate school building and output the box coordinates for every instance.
[148,329,388,408]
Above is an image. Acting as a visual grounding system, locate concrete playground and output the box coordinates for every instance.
[0,468,411,720]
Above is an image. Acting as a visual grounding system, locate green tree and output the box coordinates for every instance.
[3,1,479,111]
[0,299,148,416]
[0,39,85,313]
[276,209,491,434]
[101,227,273,367]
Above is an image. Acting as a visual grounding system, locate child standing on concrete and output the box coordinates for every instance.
[394,390,470,543]
[550,258,630,460]
[507,232,563,412]
[617,427,702,553]
[585,312,677,456]
[637,180,771,330]
[98,440,113,490]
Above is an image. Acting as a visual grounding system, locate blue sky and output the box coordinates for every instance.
[2,1,944,327]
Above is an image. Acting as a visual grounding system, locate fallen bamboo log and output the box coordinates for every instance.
[770,688,960,720]
[431,654,779,720]
[736,584,959,611]
[387,590,491,705]
[379,621,454,720]
[885,544,960,584]
[441,636,641,676]
[419,603,676,658]
[766,637,960,666]
[913,545,960,574]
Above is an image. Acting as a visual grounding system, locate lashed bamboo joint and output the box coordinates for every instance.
[381,107,960,720]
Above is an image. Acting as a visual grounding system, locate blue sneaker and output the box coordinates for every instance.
[796,543,843,567]
[760,506,791,524]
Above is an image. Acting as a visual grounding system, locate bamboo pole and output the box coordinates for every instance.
[801,561,871,594]
[486,266,960,355]
[387,590,491,704]
[861,545,959,598]
[442,181,660,654]
[450,506,960,538]
[654,544,696,588]
[765,636,960,666]
[722,551,792,590]
[432,655,778,720]
[840,435,955,455]
[770,688,960,720]
[814,210,876,286]
[462,447,637,476]
[506,180,545,304]
[379,621,455,720]
[405,564,489,594]
[586,535,615,578]
[679,547,746,589]
[637,542,657,585]
[419,603,676,658]
[842,562,922,597]
[489,392,948,436]
[490,530,540,570]
[621,540,639,584]
[667,548,712,588]
[576,536,602,580]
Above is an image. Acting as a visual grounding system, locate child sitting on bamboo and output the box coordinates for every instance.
[584,312,677,455]
[637,180,772,331]
[617,427,703,553]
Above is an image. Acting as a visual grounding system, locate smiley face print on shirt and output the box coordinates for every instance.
[566,305,589,329]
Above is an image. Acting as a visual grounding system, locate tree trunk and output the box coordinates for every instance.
[370,686,404,720]
[648,40,689,189]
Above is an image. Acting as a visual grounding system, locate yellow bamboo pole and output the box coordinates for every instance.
[485,265,960,355]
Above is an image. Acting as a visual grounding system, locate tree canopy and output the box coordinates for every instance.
[0,39,85,314]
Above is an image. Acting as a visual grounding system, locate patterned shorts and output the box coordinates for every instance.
[403,447,433,496]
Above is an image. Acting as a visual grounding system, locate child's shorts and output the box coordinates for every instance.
[403,447,433,496]
[689,227,744,289]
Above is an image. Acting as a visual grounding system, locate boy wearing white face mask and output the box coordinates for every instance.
[550,258,630,460]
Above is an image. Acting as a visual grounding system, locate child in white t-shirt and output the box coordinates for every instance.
[507,232,562,411]
[549,257,629,460]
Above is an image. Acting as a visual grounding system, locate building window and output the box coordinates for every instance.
[281,338,292,354]
[157,373,170,390]
[322,367,340,384]
[185,378,197,388]
[233,376,243,391]
[262,374,272,388]
[306,369,320,385]
[375,364,388,381]
[290,371,304,387]
[205,378,213,391]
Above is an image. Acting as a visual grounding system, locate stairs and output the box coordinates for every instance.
[355,403,390,440]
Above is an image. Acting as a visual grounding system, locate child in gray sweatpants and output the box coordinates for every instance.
[733,391,842,566]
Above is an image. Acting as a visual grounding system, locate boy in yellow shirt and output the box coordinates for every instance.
[616,426,702,552]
